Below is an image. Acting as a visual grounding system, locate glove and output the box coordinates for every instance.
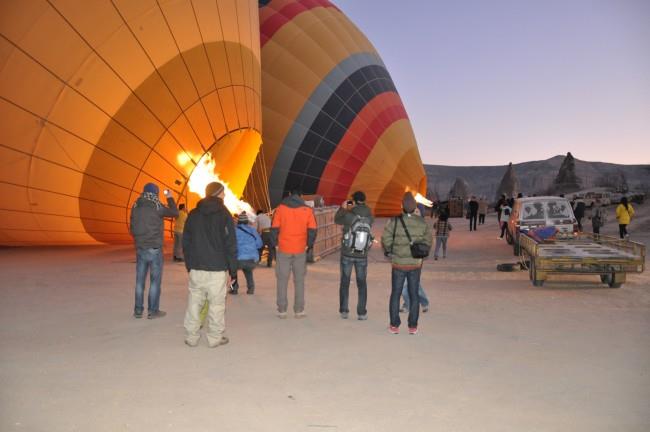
[306,247,315,263]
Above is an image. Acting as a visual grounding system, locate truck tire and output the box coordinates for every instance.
[608,273,623,288]
[505,230,513,245]
[513,241,520,256]
[600,274,611,284]
[530,261,544,287]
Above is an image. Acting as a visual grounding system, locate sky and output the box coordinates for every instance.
[334,0,650,166]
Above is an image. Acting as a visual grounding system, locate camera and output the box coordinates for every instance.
[346,200,354,206]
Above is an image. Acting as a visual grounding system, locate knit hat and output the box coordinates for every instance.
[237,212,249,224]
[143,182,159,195]
[402,192,417,213]
[205,181,224,197]
[352,191,366,203]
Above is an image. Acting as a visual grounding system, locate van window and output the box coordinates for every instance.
[522,202,545,220]
[546,201,572,218]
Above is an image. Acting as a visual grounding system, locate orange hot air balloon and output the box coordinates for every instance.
[0,0,262,245]
[250,0,427,215]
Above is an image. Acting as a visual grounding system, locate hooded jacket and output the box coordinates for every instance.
[334,203,374,258]
[129,195,179,249]
[182,196,237,275]
[270,194,317,254]
[236,223,263,261]
[381,211,433,267]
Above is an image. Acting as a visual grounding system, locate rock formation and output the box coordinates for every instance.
[495,162,519,201]
[550,152,581,194]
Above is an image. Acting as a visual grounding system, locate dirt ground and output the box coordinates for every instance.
[1,205,649,432]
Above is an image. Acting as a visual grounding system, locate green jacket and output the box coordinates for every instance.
[335,204,374,257]
[381,212,433,266]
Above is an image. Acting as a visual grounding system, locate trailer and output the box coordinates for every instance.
[519,233,645,288]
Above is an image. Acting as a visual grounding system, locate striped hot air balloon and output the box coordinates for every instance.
[251,0,427,215]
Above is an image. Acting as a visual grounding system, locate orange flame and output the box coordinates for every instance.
[414,192,433,207]
[183,152,255,220]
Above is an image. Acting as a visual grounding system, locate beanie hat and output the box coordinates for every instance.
[402,192,417,213]
[205,181,224,197]
[352,191,366,203]
[143,182,159,195]
[237,212,249,224]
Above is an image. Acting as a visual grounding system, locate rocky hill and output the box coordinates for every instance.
[425,154,650,201]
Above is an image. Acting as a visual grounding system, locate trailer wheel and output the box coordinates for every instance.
[529,261,544,287]
[608,272,623,288]
[513,241,520,256]
[505,230,513,245]
[600,274,611,284]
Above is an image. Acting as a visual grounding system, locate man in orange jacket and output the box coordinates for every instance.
[270,188,317,319]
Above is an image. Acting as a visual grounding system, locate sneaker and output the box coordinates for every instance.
[277,312,288,319]
[184,339,198,347]
[389,326,399,334]
[422,305,429,313]
[246,288,254,295]
[408,327,418,335]
[133,311,143,319]
[229,289,238,295]
[147,310,166,319]
[340,312,349,319]
[357,314,368,321]
[208,336,229,348]
[295,311,307,319]
[434,256,438,260]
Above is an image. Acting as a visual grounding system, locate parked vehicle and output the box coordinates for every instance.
[583,191,611,207]
[507,196,577,255]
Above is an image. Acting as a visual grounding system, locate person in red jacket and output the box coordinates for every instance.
[270,189,317,319]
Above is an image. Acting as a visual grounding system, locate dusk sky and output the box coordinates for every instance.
[335,0,650,166]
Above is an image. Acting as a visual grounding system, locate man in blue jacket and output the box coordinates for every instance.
[129,182,178,319]
[232,212,263,295]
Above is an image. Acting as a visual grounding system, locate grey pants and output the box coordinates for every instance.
[276,251,307,313]
[173,231,183,259]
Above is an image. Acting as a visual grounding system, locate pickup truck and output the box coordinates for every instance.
[519,232,645,288]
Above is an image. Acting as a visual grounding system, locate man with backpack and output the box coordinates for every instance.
[334,191,374,320]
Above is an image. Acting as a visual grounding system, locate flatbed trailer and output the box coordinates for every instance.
[519,233,645,288]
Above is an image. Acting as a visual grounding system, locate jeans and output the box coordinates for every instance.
[434,235,448,258]
[619,224,628,239]
[401,279,429,309]
[339,255,368,316]
[479,214,485,224]
[469,213,478,231]
[134,247,163,314]
[389,267,421,328]
[276,251,307,313]
[237,259,257,291]
[500,221,508,238]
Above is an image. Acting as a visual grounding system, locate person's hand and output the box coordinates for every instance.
[163,189,172,198]
[341,200,349,208]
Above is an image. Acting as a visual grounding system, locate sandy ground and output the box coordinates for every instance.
[1,207,649,432]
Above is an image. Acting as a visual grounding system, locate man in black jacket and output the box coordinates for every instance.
[129,182,179,319]
[182,182,237,348]
[468,196,479,231]
[334,191,374,320]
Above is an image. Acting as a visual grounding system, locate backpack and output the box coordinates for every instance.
[343,215,373,253]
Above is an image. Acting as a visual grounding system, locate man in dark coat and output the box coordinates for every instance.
[129,182,178,319]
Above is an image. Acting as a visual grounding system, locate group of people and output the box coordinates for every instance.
[466,196,489,231]
[129,182,445,345]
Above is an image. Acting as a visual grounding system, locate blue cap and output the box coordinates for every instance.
[143,183,159,195]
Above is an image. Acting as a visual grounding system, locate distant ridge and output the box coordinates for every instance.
[424,155,650,200]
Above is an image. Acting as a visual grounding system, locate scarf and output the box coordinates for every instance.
[136,192,163,210]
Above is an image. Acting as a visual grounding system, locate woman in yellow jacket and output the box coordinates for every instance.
[615,197,635,239]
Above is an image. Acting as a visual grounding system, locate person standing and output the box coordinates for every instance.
[573,199,586,232]
[231,212,263,295]
[468,196,479,231]
[173,203,188,262]
[382,192,433,335]
[498,200,512,240]
[334,191,374,320]
[590,199,605,235]
[615,197,635,239]
[433,210,452,260]
[256,209,274,267]
[129,183,178,319]
[495,194,506,226]
[478,197,487,225]
[271,188,317,319]
[182,182,237,348]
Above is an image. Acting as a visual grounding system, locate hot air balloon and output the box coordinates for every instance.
[0,0,262,245]
[247,0,427,215]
